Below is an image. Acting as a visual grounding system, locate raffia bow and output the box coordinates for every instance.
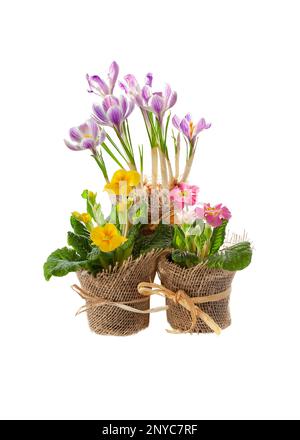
[72,282,231,335]
[138,282,231,335]
[71,284,166,316]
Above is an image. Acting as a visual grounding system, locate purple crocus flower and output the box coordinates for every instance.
[64,119,105,153]
[119,73,153,107]
[92,95,135,133]
[120,72,177,122]
[86,61,119,97]
[143,84,177,123]
[172,114,211,146]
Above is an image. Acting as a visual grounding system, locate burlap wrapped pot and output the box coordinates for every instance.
[157,255,236,333]
[76,251,160,336]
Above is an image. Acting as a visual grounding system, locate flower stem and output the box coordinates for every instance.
[159,148,169,188]
[174,133,181,181]
[181,150,195,183]
[151,147,159,188]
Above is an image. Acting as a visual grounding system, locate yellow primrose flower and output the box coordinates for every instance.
[105,170,141,195]
[80,213,91,224]
[90,224,127,253]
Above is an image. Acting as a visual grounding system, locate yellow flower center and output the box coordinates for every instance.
[189,121,195,138]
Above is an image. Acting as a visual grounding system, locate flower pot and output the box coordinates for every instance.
[76,251,159,336]
[157,255,236,333]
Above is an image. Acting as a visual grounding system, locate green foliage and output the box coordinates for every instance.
[173,226,186,250]
[207,242,252,271]
[108,205,120,229]
[171,250,200,268]
[81,190,105,225]
[70,216,90,238]
[115,224,141,264]
[195,232,207,255]
[133,224,174,257]
[209,220,228,255]
[67,232,91,259]
[86,247,114,273]
[43,248,87,281]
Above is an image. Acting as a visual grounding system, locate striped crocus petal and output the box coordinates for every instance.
[69,127,82,142]
[64,139,84,151]
[81,138,95,150]
[172,115,181,130]
[120,95,128,116]
[86,74,110,96]
[150,94,164,116]
[108,61,119,93]
[125,99,135,118]
[145,73,153,87]
[168,91,177,109]
[107,106,123,129]
[165,84,172,101]
[93,104,109,124]
[142,85,151,103]
[195,118,211,135]
[78,123,90,135]
[102,95,119,112]
[180,118,190,138]
[124,74,139,89]
[88,119,99,139]
[119,81,128,93]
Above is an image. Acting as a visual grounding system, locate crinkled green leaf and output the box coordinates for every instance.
[43,247,87,281]
[171,250,200,268]
[70,216,90,238]
[173,225,186,251]
[133,224,174,257]
[207,241,252,271]
[195,232,207,254]
[209,220,228,255]
[67,231,91,259]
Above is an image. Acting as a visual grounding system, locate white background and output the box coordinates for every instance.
[0,0,299,421]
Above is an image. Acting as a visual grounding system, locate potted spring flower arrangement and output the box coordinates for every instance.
[155,194,252,334]
[44,172,169,336]
[44,60,249,336]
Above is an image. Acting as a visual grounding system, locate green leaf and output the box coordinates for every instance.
[186,235,196,253]
[133,224,174,257]
[93,204,105,226]
[171,250,200,268]
[207,242,252,271]
[67,232,91,259]
[115,224,141,264]
[82,190,105,225]
[173,226,186,251]
[86,247,113,272]
[70,216,90,238]
[108,205,120,229]
[195,232,207,254]
[43,247,86,281]
[129,202,148,225]
[209,220,228,255]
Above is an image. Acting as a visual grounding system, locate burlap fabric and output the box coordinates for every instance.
[158,255,236,333]
[77,251,159,336]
